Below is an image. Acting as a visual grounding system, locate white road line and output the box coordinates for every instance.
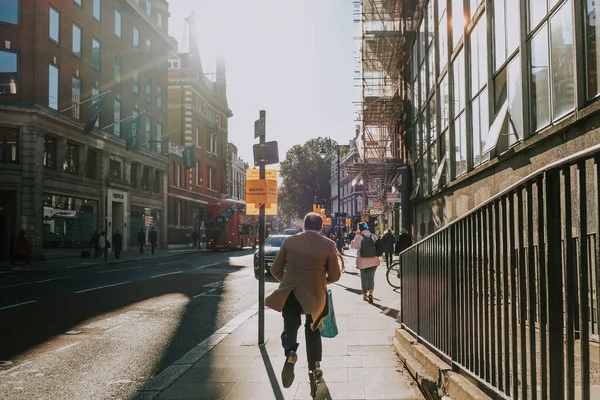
[55,342,81,353]
[0,281,35,289]
[195,263,219,269]
[208,288,216,293]
[0,300,37,311]
[192,293,203,298]
[151,271,183,278]
[0,361,32,376]
[97,266,142,274]
[74,281,131,294]
[158,260,183,266]
[36,276,73,283]
[105,325,123,334]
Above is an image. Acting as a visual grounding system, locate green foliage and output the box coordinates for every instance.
[278,137,343,221]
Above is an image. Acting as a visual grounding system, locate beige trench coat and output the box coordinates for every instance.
[265,230,342,331]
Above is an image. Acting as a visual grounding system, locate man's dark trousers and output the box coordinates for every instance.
[115,245,122,259]
[281,291,321,370]
[384,252,393,267]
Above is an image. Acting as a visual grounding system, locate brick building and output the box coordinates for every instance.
[166,47,231,247]
[0,0,174,260]
[227,143,247,202]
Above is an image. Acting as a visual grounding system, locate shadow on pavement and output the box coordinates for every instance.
[259,344,285,400]
[332,282,363,296]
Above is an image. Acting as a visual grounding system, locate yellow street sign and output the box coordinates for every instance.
[246,202,278,216]
[346,218,351,227]
[246,168,277,180]
[246,179,278,204]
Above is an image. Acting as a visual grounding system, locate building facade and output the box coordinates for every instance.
[0,0,173,260]
[227,143,247,201]
[166,48,231,247]
[404,0,599,240]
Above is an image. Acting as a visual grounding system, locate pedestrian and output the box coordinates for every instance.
[113,229,123,259]
[149,227,158,255]
[98,231,108,261]
[382,228,395,267]
[351,222,381,303]
[395,229,413,255]
[137,228,145,254]
[91,229,100,258]
[265,212,342,392]
[12,229,31,265]
[191,229,199,248]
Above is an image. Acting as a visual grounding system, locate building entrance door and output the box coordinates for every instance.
[111,201,125,250]
[0,192,17,261]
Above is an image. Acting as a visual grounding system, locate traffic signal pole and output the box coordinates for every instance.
[258,110,266,345]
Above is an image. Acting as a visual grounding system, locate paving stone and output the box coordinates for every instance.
[156,382,235,400]
[177,367,237,383]
[363,380,420,399]
[322,355,363,368]
[348,367,406,382]
[193,355,254,369]
[361,354,399,367]
[295,381,365,399]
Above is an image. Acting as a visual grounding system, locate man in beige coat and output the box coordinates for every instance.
[265,212,342,389]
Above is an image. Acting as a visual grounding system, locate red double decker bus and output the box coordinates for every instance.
[205,199,258,250]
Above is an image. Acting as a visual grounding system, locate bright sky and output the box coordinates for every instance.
[168,0,359,168]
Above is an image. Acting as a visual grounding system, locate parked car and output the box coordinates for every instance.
[282,228,299,235]
[253,234,290,279]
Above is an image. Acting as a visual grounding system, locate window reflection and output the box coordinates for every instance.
[550,1,574,118]
[0,51,18,95]
[0,127,19,163]
[531,26,550,130]
[585,0,599,99]
[42,194,98,249]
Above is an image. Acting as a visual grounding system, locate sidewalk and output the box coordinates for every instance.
[134,250,423,400]
[0,246,206,274]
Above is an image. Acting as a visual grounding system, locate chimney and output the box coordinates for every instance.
[215,56,227,105]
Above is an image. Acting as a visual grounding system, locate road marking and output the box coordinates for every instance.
[55,342,81,353]
[105,325,122,334]
[98,266,142,274]
[74,281,131,294]
[151,271,183,278]
[36,276,73,283]
[193,292,222,298]
[195,263,219,269]
[203,280,224,288]
[0,300,37,310]
[0,281,34,289]
[158,260,183,266]
[0,361,32,376]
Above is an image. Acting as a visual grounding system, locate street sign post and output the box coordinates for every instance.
[254,116,265,139]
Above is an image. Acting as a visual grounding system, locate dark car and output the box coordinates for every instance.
[282,228,299,235]
[253,234,290,279]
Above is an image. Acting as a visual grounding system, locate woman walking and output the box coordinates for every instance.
[351,222,380,303]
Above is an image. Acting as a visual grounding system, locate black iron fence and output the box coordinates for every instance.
[400,144,600,400]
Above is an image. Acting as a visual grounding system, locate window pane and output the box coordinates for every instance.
[145,78,151,102]
[133,27,139,51]
[71,76,81,119]
[114,54,121,83]
[429,95,436,144]
[0,51,18,95]
[429,142,437,191]
[528,0,546,30]
[550,0,574,119]
[439,12,448,68]
[470,0,483,16]
[48,64,58,110]
[507,55,523,145]
[93,0,101,20]
[453,49,466,115]
[114,99,121,136]
[452,0,465,48]
[92,87,100,127]
[422,147,429,195]
[427,0,434,46]
[454,113,467,176]
[146,39,152,63]
[470,14,487,96]
[92,38,101,69]
[494,0,506,69]
[506,0,520,55]
[158,13,163,27]
[157,86,162,109]
[414,120,421,156]
[146,117,151,149]
[49,8,59,42]
[440,74,449,130]
[157,122,162,153]
[0,0,18,24]
[133,69,139,94]
[86,150,97,179]
[115,10,121,37]
[63,143,78,174]
[72,24,81,57]
[146,0,152,16]
[530,25,550,130]
[585,0,600,99]
[0,127,19,163]
[472,88,489,166]
[420,62,427,107]
[427,45,435,93]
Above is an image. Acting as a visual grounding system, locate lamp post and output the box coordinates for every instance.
[319,138,342,253]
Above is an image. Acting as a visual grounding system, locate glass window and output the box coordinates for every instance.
[49,7,59,43]
[92,38,101,69]
[585,0,600,99]
[440,74,449,130]
[114,54,121,83]
[156,121,162,154]
[133,27,139,52]
[0,0,18,24]
[209,167,214,189]
[42,194,99,248]
[452,0,465,48]
[531,26,550,130]
[48,64,58,110]
[43,136,56,169]
[470,14,487,96]
[470,0,483,17]
[439,11,448,68]
[472,88,489,166]
[86,150,97,179]
[142,167,150,189]
[427,45,435,93]
[72,24,81,57]
[529,0,546,30]
[550,1,574,118]
[427,0,434,46]
[156,85,162,109]
[157,13,163,27]
[422,149,429,195]
[420,62,427,107]
[71,76,81,119]
[453,49,466,116]
[74,0,81,5]
[63,142,78,174]
[145,77,151,102]
[454,113,467,176]
[419,20,426,63]
[0,128,19,163]
[113,99,121,136]
[91,87,100,128]
[133,68,139,94]
[495,0,520,70]
[153,171,160,193]
[145,39,152,63]
[93,0,101,21]
[109,159,121,178]
[0,51,18,95]
[131,163,139,187]
[146,0,152,16]
[429,95,436,144]
[114,10,121,38]
[145,116,151,149]
[438,0,447,19]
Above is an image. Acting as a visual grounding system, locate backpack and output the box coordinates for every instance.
[359,233,378,258]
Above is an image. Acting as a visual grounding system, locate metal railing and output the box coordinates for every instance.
[400,143,600,400]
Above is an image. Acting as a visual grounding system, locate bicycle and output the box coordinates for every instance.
[386,259,401,290]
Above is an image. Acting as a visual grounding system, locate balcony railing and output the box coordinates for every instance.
[400,143,600,399]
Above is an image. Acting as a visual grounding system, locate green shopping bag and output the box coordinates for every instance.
[320,289,338,338]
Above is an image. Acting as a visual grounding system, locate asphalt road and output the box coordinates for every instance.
[0,250,280,400]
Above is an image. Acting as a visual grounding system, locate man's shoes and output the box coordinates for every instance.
[308,364,323,398]
[363,293,369,301]
[281,350,297,388]
[368,293,374,304]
